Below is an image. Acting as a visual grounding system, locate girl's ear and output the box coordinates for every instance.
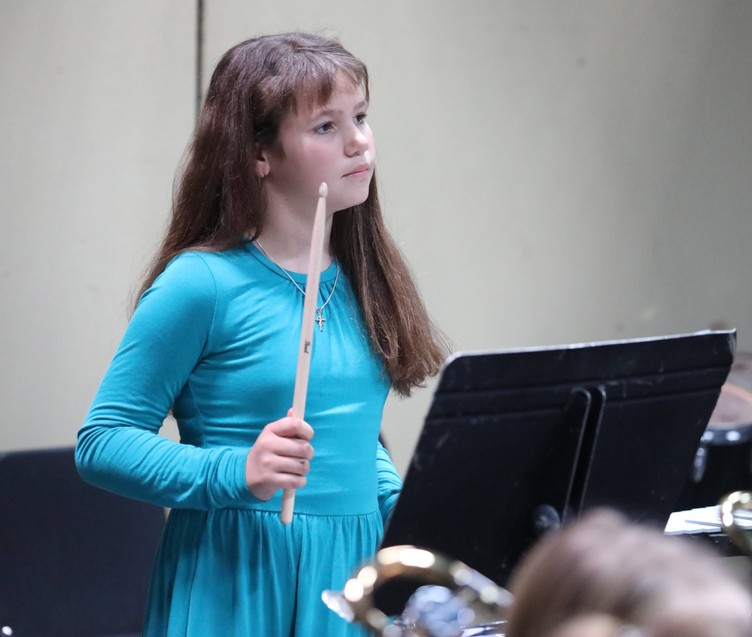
[255,151,271,179]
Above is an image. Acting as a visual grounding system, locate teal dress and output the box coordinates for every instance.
[76,243,402,636]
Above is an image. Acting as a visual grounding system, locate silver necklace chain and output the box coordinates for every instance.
[254,239,339,331]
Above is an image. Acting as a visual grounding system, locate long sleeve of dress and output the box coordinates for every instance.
[376,440,402,524]
[75,254,251,511]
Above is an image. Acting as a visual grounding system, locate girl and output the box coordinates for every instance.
[76,32,448,636]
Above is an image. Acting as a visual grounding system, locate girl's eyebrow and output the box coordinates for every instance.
[309,100,369,120]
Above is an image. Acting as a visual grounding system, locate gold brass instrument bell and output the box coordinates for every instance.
[720,490,752,558]
[322,545,513,636]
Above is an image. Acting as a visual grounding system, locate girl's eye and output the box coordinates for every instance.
[355,113,368,125]
[314,122,334,134]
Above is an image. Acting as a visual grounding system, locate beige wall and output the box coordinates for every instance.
[2,1,751,475]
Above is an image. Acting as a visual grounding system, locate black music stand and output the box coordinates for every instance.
[380,330,736,590]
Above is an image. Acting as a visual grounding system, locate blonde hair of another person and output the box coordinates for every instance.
[505,509,752,637]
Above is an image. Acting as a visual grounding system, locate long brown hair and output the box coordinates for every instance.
[138,32,449,396]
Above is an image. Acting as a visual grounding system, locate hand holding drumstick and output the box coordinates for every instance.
[245,408,314,502]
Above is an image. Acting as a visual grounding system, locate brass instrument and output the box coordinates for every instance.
[720,490,752,557]
[323,545,512,636]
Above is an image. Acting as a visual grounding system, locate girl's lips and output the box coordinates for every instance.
[343,164,371,177]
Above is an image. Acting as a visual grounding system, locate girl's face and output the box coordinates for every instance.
[258,73,375,215]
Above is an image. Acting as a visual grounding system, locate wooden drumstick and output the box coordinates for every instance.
[280,182,328,525]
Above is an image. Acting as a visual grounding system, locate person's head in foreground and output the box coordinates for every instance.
[505,508,752,637]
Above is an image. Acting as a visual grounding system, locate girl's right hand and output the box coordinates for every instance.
[245,409,314,501]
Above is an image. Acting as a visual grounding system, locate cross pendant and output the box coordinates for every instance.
[315,308,326,331]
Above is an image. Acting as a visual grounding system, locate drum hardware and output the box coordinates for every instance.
[691,441,709,482]
[676,353,752,510]
[322,545,513,636]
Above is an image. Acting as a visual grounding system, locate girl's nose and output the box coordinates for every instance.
[345,125,369,156]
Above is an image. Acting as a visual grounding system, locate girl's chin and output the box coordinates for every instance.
[330,184,371,211]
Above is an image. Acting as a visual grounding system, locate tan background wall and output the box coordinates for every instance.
[2,1,751,475]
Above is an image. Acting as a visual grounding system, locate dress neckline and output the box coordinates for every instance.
[244,241,339,285]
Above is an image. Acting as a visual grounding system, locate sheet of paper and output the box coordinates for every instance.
[664,505,752,535]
